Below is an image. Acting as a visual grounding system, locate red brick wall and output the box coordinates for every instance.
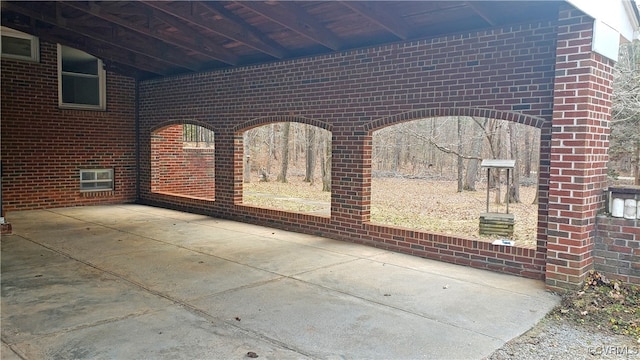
[546,7,615,291]
[139,20,560,280]
[595,215,640,285]
[3,10,617,288]
[1,41,137,210]
[151,124,215,200]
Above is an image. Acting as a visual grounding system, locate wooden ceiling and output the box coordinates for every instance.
[1,1,562,79]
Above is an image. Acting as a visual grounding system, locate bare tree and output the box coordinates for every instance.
[523,127,533,177]
[243,132,251,183]
[507,122,521,203]
[276,122,291,183]
[611,40,640,185]
[457,116,464,192]
[304,124,316,183]
[464,118,486,190]
[321,132,332,192]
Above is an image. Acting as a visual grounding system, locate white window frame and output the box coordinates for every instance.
[80,169,114,192]
[58,44,106,110]
[1,26,39,62]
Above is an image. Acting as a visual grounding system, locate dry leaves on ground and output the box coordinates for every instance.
[243,176,539,247]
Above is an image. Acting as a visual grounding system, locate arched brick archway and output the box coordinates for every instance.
[231,115,333,207]
[233,115,333,133]
[363,108,551,255]
[150,120,216,201]
[362,108,549,132]
[150,119,217,134]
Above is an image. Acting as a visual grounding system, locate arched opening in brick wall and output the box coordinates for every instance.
[364,108,550,254]
[370,115,542,248]
[237,117,332,217]
[151,122,215,201]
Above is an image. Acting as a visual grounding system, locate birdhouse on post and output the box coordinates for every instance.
[479,159,516,238]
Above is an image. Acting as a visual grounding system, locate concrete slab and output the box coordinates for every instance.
[6,210,88,233]
[11,307,310,360]
[192,277,504,359]
[11,227,151,263]
[1,342,22,360]
[1,236,71,272]
[51,205,170,224]
[371,251,545,294]
[176,233,359,276]
[1,239,172,344]
[2,205,560,359]
[90,245,280,302]
[294,258,558,341]
[259,230,389,258]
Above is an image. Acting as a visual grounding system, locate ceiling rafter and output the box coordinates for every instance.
[1,1,192,73]
[236,1,343,51]
[340,1,411,40]
[143,1,287,60]
[61,1,238,66]
[141,7,237,62]
[1,1,567,79]
[464,1,496,26]
[200,1,289,59]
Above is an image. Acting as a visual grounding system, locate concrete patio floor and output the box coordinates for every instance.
[1,204,559,359]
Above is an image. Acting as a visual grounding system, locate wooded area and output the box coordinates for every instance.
[244,123,333,190]
[611,40,640,185]
[243,117,540,204]
[241,117,541,245]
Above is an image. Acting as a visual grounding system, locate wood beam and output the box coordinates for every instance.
[464,1,496,26]
[61,1,238,66]
[200,1,288,58]
[340,1,411,40]
[144,1,287,59]
[1,1,195,72]
[236,1,343,51]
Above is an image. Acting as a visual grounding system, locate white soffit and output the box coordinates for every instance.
[567,0,640,61]
[567,0,639,40]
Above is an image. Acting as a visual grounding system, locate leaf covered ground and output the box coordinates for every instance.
[244,176,539,247]
[554,270,640,341]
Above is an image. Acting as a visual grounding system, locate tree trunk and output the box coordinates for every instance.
[524,127,532,177]
[392,129,403,174]
[321,133,332,192]
[243,132,251,183]
[507,122,521,203]
[457,117,463,192]
[276,122,290,183]
[304,125,316,183]
[430,119,437,170]
[483,118,503,204]
[464,119,485,191]
[267,124,276,175]
[635,140,640,185]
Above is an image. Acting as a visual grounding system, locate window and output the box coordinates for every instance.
[80,169,114,192]
[58,44,106,110]
[1,26,39,62]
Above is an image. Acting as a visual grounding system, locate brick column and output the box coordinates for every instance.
[330,124,371,235]
[213,130,241,211]
[546,7,615,291]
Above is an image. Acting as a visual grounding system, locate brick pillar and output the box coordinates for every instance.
[331,124,371,235]
[546,7,615,291]
[213,130,240,210]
